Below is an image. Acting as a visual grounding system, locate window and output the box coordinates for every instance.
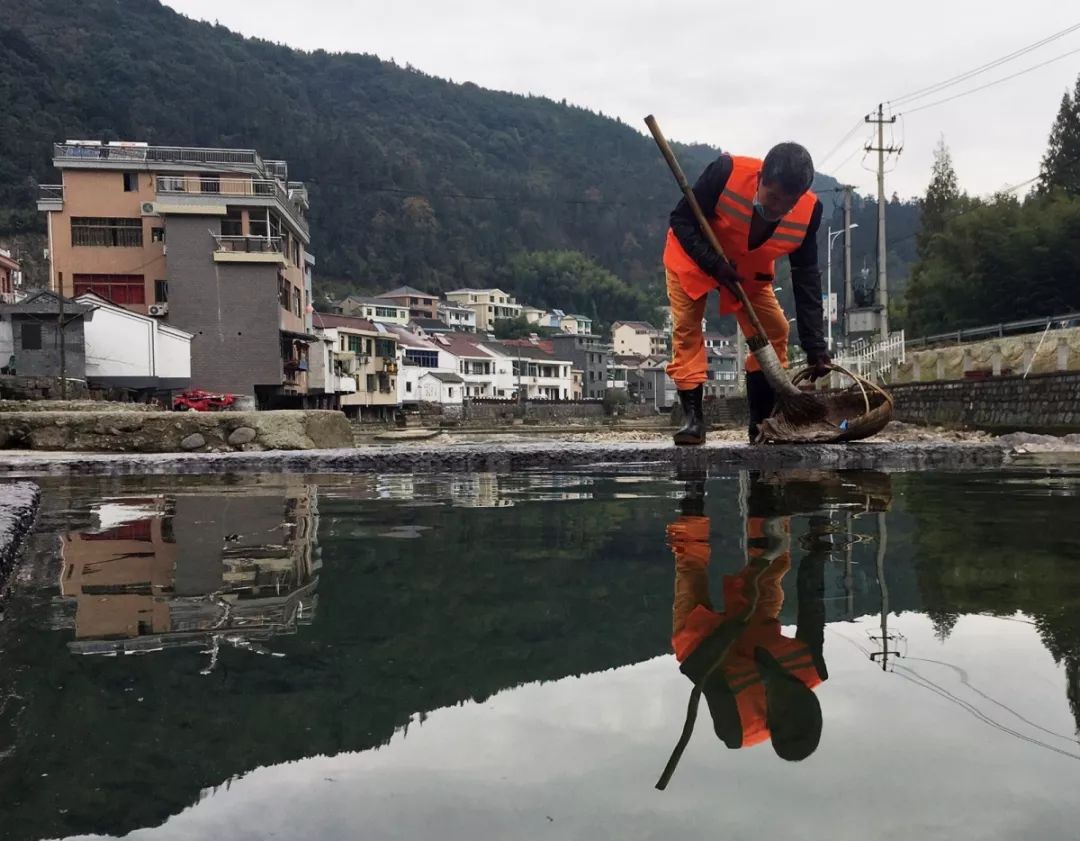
[21,323,42,350]
[375,339,395,358]
[406,382,413,393]
[278,275,291,310]
[292,287,302,318]
[404,349,438,368]
[366,339,373,355]
[348,336,363,354]
[200,174,221,194]
[366,374,375,392]
[448,388,454,398]
[249,215,268,238]
[71,217,143,247]
[154,280,168,303]
[374,306,397,318]
[123,173,138,192]
[221,209,243,237]
[73,274,145,305]
[151,227,165,243]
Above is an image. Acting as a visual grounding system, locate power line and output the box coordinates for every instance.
[818,118,869,168]
[900,46,1080,116]
[889,21,1080,106]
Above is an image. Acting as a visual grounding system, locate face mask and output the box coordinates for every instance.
[753,200,783,223]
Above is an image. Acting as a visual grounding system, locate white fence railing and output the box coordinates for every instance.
[831,331,906,383]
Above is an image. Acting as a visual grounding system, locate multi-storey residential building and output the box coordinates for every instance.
[520,306,547,325]
[445,288,521,332]
[627,356,677,409]
[0,249,21,303]
[390,326,460,405]
[335,295,409,325]
[37,140,313,406]
[548,333,610,399]
[489,340,574,400]
[377,286,438,320]
[437,302,477,332]
[313,313,400,420]
[612,321,670,358]
[430,332,500,399]
[559,313,593,335]
[706,346,741,397]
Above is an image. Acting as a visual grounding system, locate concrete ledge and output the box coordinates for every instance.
[0,440,1015,477]
[0,481,41,588]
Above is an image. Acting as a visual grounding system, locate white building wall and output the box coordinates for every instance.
[156,326,192,380]
[83,305,154,378]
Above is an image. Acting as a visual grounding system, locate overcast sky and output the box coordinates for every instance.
[164,0,1080,199]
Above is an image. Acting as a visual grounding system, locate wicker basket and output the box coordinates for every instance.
[757,363,894,444]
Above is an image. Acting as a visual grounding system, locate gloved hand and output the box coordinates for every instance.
[704,255,741,288]
[807,352,832,382]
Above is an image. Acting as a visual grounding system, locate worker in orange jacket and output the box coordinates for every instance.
[664,145,831,445]
[666,472,829,761]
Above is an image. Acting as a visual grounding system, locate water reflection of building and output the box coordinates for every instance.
[53,481,320,656]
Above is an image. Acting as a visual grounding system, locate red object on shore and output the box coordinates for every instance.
[173,389,237,412]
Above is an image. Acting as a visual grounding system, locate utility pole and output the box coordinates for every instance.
[57,273,67,399]
[865,104,899,341]
[843,185,854,342]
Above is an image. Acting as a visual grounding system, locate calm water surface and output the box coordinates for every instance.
[1,467,1079,840]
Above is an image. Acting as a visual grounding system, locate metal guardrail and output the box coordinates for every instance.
[213,235,284,254]
[38,184,64,202]
[905,312,1080,349]
[157,176,309,238]
[55,142,263,169]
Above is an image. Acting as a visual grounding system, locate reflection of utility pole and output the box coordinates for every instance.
[844,510,855,621]
[869,512,900,670]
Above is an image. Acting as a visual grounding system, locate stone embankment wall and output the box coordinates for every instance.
[889,372,1080,433]
[894,327,1080,383]
[0,410,352,452]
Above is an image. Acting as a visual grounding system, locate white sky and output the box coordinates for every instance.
[163,1,1080,199]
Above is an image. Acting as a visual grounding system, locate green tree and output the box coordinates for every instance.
[1039,74,1080,196]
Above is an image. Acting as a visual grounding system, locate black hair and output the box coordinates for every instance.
[762,143,815,196]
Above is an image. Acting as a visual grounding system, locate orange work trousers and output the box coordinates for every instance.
[665,269,790,391]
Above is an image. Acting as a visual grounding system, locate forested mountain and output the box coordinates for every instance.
[0,0,916,325]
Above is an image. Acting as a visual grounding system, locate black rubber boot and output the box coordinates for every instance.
[746,371,776,444]
[673,385,706,446]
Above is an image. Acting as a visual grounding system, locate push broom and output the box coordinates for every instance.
[645,115,828,426]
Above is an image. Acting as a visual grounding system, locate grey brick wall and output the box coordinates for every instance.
[10,319,86,379]
[890,372,1080,433]
[164,217,283,396]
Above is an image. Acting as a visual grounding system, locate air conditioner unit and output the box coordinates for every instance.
[141,201,157,215]
[148,303,169,317]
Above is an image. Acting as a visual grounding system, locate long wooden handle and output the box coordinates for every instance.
[645,115,768,341]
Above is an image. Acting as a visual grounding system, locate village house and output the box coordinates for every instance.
[0,248,22,303]
[377,285,439,321]
[37,140,314,407]
[445,288,522,331]
[612,321,670,358]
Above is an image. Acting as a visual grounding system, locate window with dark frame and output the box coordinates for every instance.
[123,173,138,192]
[71,218,143,247]
[21,323,42,350]
[151,227,165,243]
[154,280,168,303]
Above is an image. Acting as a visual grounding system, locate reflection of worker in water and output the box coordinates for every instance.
[666,473,830,763]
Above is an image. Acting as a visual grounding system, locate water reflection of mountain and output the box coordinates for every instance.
[49,483,320,657]
[0,469,1078,841]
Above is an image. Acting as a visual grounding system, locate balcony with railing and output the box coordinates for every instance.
[156,176,309,238]
[54,142,264,171]
[212,235,286,263]
[37,184,64,211]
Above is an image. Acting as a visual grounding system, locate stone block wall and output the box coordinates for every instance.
[889,371,1080,433]
[894,326,1080,383]
[0,375,89,401]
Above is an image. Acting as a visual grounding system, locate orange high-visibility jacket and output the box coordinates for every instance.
[663,155,818,313]
[672,564,823,749]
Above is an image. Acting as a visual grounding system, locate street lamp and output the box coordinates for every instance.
[827,223,858,351]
